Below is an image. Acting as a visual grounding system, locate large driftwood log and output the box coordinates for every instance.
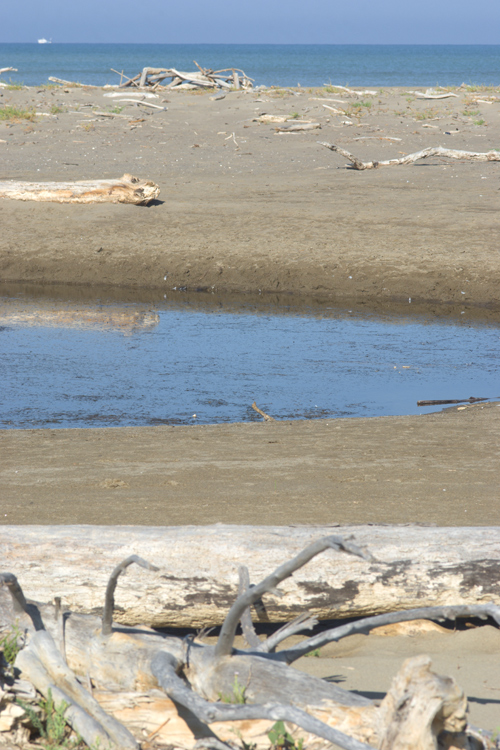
[318,142,500,169]
[2,535,497,750]
[1,525,499,628]
[0,174,160,204]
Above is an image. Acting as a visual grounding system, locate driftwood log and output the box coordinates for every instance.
[318,142,500,169]
[1,525,499,628]
[1,534,498,750]
[0,174,160,204]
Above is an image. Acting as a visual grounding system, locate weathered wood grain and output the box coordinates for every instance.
[0,174,160,204]
[1,525,499,627]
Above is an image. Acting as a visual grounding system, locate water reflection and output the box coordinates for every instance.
[0,299,159,334]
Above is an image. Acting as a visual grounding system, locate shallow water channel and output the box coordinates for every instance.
[1,288,499,429]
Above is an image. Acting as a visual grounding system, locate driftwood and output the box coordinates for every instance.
[251,402,276,421]
[48,76,98,88]
[117,62,254,91]
[318,142,500,169]
[0,173,160,204]
[326,85,378,96]
[112,98,167,110]
[1,525,499,628]
[417,396,489,407]
[1,534,498,750]
[276,122,321,132]
[414,91,459,99]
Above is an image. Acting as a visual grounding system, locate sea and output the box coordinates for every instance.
[0,43,499,88]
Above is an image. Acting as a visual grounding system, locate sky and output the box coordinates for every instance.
[1,0,500,45]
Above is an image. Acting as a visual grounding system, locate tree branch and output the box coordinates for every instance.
[101,555,159,636]
[255,612,319,653]
[214,535,373,658]
[237,566,261,648]
[151,651,377,750]
[279,602,500,663]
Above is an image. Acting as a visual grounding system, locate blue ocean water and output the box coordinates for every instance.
[0,43,499,88]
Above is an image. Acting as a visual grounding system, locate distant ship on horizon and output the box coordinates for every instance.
[37,38,52,44]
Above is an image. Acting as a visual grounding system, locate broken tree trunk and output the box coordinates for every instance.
[2,535,497,750]
[318,142,500,169]
[1,525,499,628]
[0,174,160,204]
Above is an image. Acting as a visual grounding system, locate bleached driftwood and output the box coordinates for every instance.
[103,91,159,99]
[0,67,18,75]
[48,76,97,88]
[1,525,499,628]
[2,535,497,750]
[0,173,160,204]
[276,122,321,132]
[120,63,254,91]
[112,98,166,110]
[414,91,459,99]
[319,142,500,169]
[325,85,377,95]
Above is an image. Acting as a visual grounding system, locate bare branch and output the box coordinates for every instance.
[215,535,373,658]
[0,572,29,614]
[102,555,159,635]
[256,612,319,653]
[151,651,377,750]
[238,566,261,648]
[279,602,500,663]
[318,142,500,169]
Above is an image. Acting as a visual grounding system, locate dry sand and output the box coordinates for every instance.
[1,82,500,737]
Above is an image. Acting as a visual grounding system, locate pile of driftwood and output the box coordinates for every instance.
[1,526,499,750]
[114,61,253,90]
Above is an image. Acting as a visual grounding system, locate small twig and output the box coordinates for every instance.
[146,717,171,741]
[251,401,276,421]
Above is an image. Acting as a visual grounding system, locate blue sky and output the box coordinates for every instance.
[2,0,500,44]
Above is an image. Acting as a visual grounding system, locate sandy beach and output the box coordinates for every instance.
[1,82,500,739]
[1,81,500,523]
[0,83,499,309]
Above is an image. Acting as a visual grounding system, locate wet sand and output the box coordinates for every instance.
[2,401,499,526]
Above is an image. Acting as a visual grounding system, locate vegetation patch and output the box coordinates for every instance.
[0,105,36,122]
